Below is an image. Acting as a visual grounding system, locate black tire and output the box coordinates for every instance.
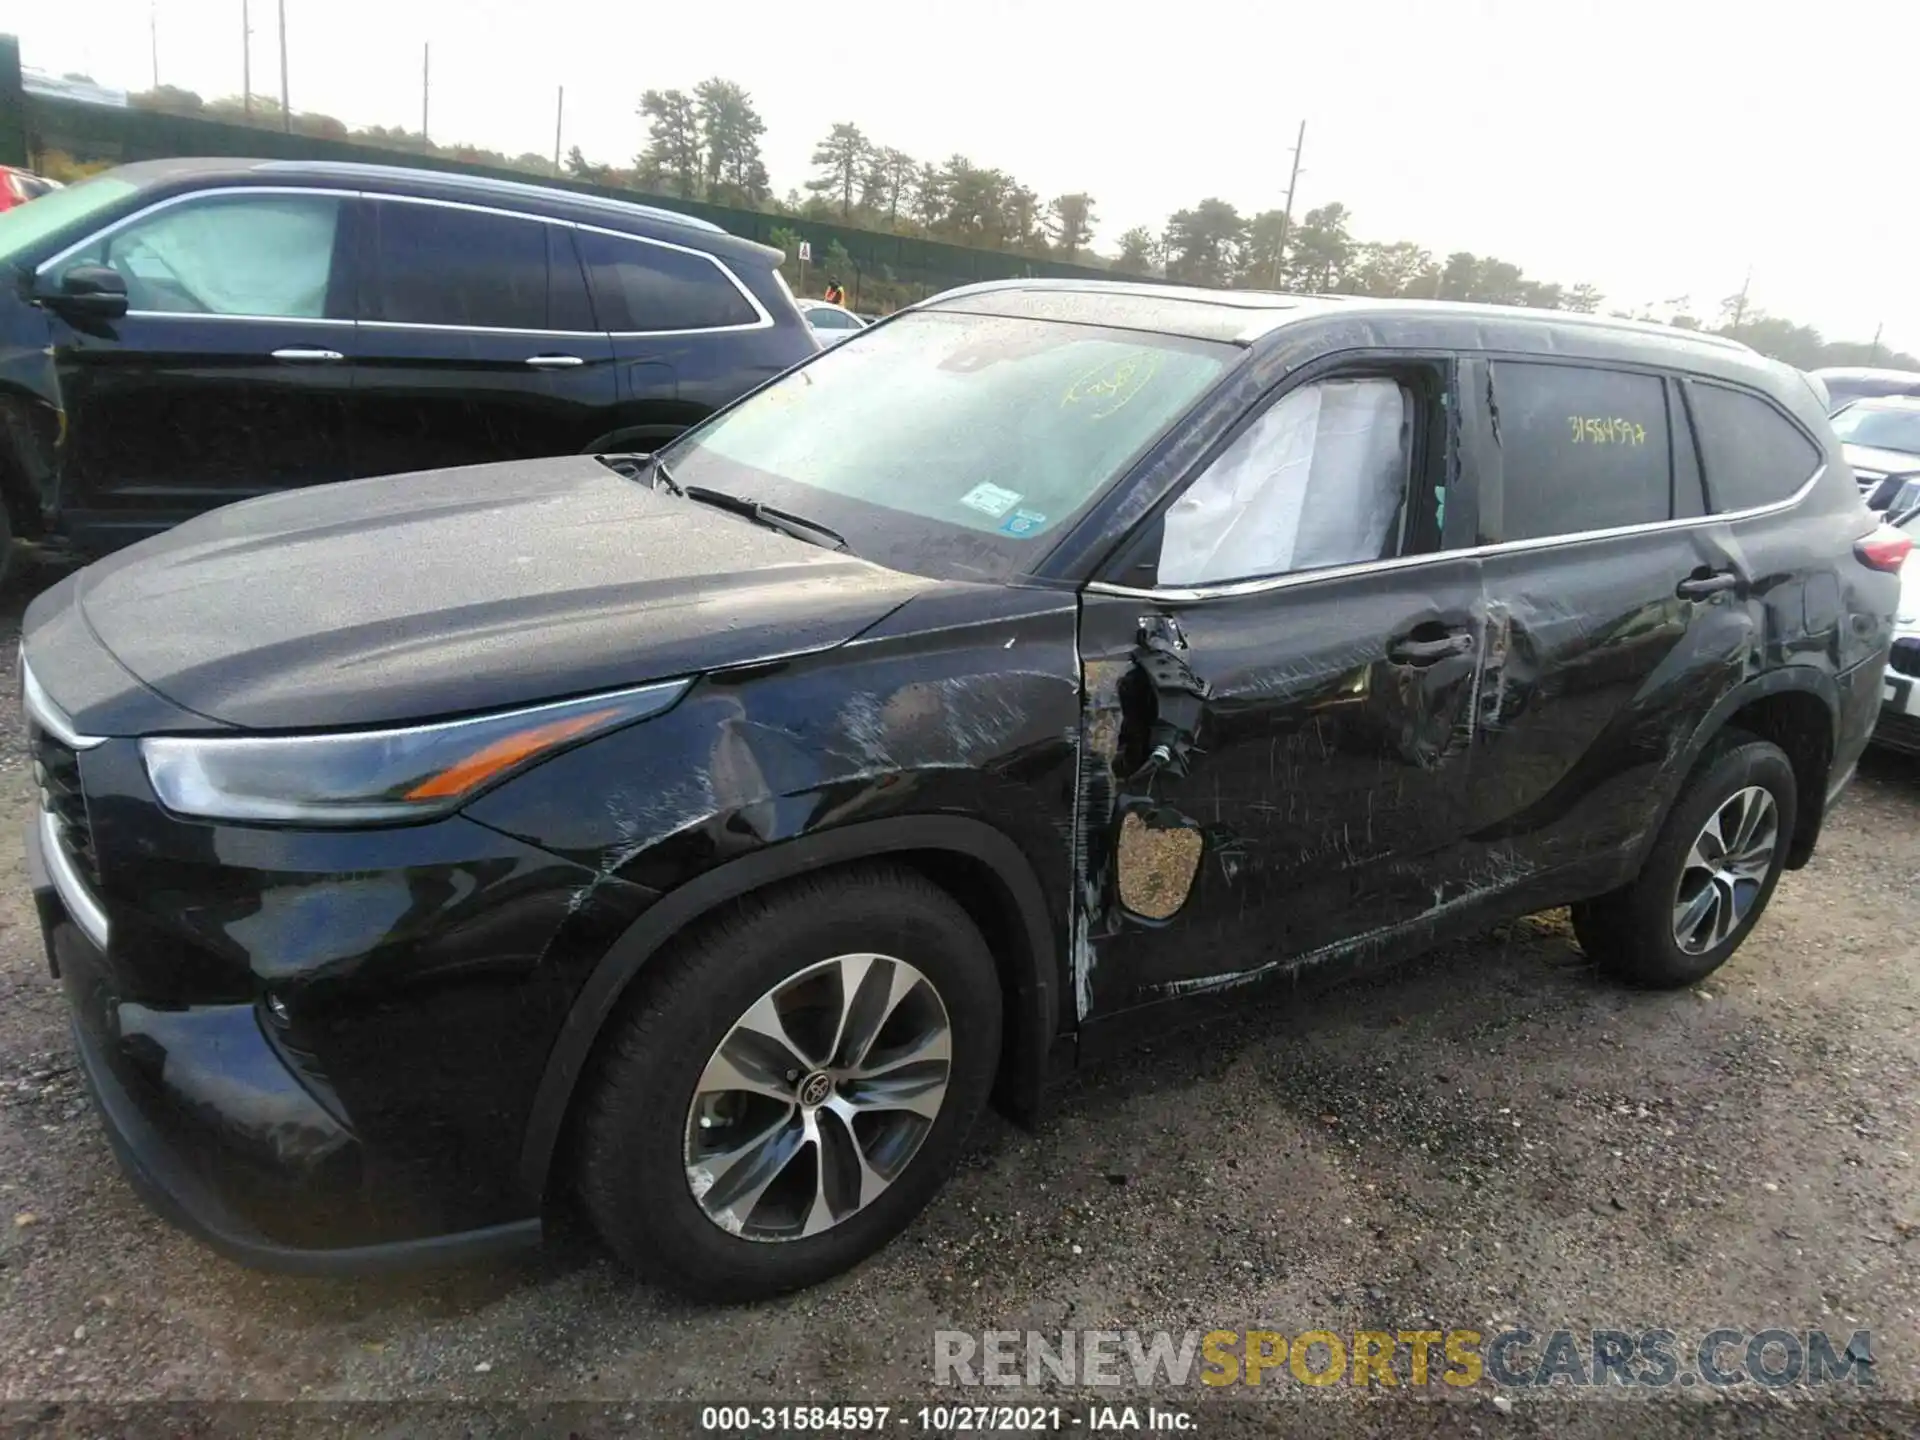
[1572,729,1798,989]
[576,865,1001,1301]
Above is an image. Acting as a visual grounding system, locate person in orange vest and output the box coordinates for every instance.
[823,277,846,306]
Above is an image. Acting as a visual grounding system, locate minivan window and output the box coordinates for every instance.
[1159,377,1411,585]
[370,200,548,330]
[1484,362,1673,542]
[1688,382,1824,512]
[578,229,759,332]
[662,310,1233,581]
[4,172,137,265]
[66,191,341,318]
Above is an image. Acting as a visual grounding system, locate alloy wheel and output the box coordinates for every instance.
[683,953,952,1242]
[1671,784,1779,955]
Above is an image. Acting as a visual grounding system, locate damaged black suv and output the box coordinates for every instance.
[22,282,1901,1299]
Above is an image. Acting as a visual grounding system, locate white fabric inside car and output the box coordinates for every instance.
[96,196,338,319]
[1158,377,1410,586]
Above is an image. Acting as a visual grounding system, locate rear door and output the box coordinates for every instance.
[1457,356,1744,867]
[41,185,357,546]
[350,196,616,476]
[1075,358,1492,1017]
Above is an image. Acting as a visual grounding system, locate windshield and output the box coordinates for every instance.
[1832,403,1920,456]
[0,172,137,267]
[660,310,1235,581]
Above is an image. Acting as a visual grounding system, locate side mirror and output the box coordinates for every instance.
[42,264,128,320]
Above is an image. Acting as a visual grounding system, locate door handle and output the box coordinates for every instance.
[525,354,584,368]
[270,348,344,363]
[1676,571,1739,600]
[1387,632,1475,665]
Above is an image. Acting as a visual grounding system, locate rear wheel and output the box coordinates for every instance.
[576,866,1001,1300]
[1572,731,1797,989]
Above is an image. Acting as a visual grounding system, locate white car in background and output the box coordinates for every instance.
[1831,395,1920,511]
[796,298,867,346]
[1876,506,1920,754]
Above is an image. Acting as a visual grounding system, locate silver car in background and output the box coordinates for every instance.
[796,298,867,346]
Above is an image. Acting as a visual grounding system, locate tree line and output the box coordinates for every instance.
[38,79,1912,371]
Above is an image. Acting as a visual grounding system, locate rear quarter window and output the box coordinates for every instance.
[1484,361,1674,543]
[578,229,759,332]
[1685,382,1824,512]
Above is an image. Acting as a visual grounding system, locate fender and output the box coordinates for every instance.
[514,813,1061,1204]
[1646,664,1840,870]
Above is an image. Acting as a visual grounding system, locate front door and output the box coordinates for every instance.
[45,186,357,548]
[1075,360,1489,1019]
[350,197,616,477]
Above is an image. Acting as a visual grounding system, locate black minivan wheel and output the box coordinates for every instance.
[576,866,1001,1301]
[1572,730,1797,990]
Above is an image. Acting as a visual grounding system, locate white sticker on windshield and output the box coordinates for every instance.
[959,482,1022,518]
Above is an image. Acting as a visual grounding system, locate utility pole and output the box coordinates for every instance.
[1269,119,1306,290]
[277,0,290,132]
[421,42,429,140]
[149,1,160,89]
[552,85,565,173]
[1871,321,1885,366]
[1728,265,1752,330]
[241,0,252,118]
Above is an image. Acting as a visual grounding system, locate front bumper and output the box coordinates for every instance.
[26,800,582,1275]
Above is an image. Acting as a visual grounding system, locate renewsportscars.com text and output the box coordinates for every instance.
[935,1327,1875,1389]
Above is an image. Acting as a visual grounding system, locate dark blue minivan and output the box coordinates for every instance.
[0,157,818,566]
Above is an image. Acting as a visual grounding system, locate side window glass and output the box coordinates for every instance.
[577,230,758,332]
[1158,377,1411,586]
[1483,362,1671,542]
[1685,381,1823,512]
[69,192,342,318]
[370,201,548,330]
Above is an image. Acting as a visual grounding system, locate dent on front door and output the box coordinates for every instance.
[1074,563,1492,1023]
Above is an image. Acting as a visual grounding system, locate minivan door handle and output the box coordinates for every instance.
[1387,631,1475,665]
[270,347,344,363]
[525,354,584,368]
[1676,570,1739,600]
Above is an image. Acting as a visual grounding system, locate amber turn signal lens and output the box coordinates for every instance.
[404,708,619,800]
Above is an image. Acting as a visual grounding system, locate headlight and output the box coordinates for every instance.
[141,679,690,825]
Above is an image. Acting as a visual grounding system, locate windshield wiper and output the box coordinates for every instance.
[594,452,685,496]
[681,484,846,551]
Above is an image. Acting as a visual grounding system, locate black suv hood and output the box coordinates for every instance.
[61,456,931,731]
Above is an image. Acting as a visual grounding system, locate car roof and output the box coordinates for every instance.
[927,278,1753,350]
[1812,366,1920,384]
[104,156,782,265]
[920,279,1814,404]
[1842,394,1920,412]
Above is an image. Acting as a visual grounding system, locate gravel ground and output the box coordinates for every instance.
[1,550,1917,1437]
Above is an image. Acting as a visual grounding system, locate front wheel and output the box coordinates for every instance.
[576,866,1001,1300]
[1572,731,1797,989]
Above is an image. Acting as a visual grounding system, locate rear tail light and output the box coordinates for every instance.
[1855,526,1914,573]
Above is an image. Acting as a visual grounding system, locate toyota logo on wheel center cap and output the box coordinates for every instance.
[797,1071,832,1107]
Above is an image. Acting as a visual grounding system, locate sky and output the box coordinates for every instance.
[12,0,1917,350]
